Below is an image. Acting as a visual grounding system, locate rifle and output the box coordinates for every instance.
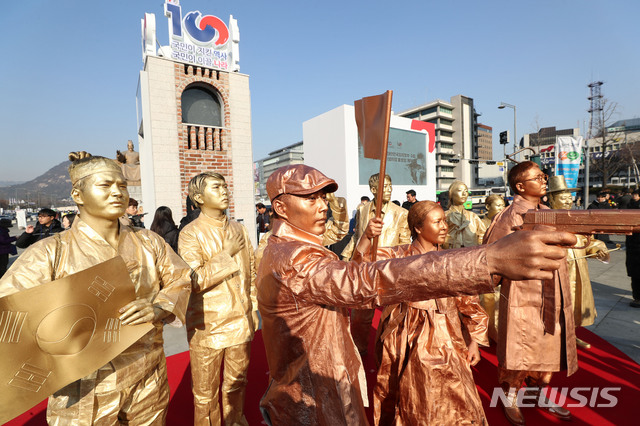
[520,210,640,248]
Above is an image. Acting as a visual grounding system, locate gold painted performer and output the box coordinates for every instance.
[481,194,506,229]
[341,173,411,355]
[547,175,609,349]
[0,152,192,424]
[480,193,506,341]
[483,161,577,425]
[443,180,487,248]
[178,172,258,426]
[257,164,576,425]
[354,201,489,425]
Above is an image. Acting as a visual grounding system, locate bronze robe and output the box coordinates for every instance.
[483,195,578,375]
[0,218,191,423]
[257,219,495,425]
[357,243,489,426]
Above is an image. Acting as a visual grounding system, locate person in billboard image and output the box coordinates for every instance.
[178,172,258,426]
[256,164,575,425]
[483,162,576,425]
[354,200,489,425]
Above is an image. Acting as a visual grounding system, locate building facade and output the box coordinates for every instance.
[477,124,493,161]
[522,124,640,189]
[254,141,304,203]
[399,95,480,190]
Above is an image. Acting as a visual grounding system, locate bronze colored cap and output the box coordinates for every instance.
[266,164,338,201]
[547,175,579,194]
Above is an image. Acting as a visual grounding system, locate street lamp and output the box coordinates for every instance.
[498,102,517,158]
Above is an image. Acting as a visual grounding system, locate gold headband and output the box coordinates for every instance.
[70,161,123,185]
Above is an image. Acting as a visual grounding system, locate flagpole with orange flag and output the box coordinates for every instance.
[354,90,393,261]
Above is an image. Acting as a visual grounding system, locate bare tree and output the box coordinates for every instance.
[618,140,640,189]
[588,99,623,187]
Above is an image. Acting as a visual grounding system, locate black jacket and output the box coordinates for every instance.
[15,219,63,249]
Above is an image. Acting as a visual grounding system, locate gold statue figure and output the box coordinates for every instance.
[481,194,506,229]
[178,172,258,426]
[0,151,192,424]
[443,180,486,248]
[483,162,576,425]
[341,173,411,355]
[116,140,141,186]
[547,175,609,349]
[479,193,506,341]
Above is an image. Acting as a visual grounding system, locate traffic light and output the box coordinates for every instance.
[486,160,496,165]
[468,159,479,164]
[448,158,460,163]
[499,131,509,145]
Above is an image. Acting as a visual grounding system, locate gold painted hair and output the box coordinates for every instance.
[187,171,226,207]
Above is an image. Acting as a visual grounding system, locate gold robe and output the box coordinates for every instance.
[0,218,191,423]
[483,195,578,376]
[444,208,487,248]
[178,213,257,425]
[568,235,605,327]
[356,243,489,425]
[341,201,410,261]
[257,219,496,425]
[178,213,258,349]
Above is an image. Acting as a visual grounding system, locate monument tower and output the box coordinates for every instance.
[137,0,255,242]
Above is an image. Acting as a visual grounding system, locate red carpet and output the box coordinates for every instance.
[6,320,640,425]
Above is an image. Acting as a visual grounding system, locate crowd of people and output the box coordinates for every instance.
[0,153,638,425]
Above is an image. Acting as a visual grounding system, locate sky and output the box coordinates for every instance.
[0,0,638,182]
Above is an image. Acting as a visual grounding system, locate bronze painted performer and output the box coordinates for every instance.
[178,172,258,426]
[547,175,608,349]
[444,180,487,248]
[255,192,349,268]
[0,152,191,424]
[481,194,506,229]
[355,201,489,425]
[484,162,577,425]
[257,164,576,425]
[342,173,411,354]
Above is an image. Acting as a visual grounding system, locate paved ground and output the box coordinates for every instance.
[5,222,639,363]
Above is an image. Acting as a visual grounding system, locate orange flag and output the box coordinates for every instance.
[355,91,393,160]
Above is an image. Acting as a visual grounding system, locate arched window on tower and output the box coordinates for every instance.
[181,85,222,127]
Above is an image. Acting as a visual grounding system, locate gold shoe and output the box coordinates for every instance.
[576,337,591,349]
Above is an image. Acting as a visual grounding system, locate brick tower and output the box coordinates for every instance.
[137,3,255,243]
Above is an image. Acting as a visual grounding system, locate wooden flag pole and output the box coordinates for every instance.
[371,90,393,262]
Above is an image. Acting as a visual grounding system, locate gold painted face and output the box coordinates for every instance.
[487,199,505,218]
[73,171,129,221]
[370,177,392,203]
[550,191,573,210]
[196,178,229,211]
[451,182,468,206]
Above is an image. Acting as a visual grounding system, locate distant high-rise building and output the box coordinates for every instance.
[254,141,304,202]
[477,124,493,161]
[399,95,480,190]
